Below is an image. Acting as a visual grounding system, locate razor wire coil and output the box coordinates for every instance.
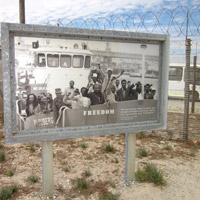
[45,5,200,56]
[46,5,200,37]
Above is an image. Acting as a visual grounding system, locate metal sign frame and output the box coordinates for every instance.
[1,22,170,144]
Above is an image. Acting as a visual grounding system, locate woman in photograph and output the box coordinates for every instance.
[37,93,53,114]
[26,93,39,117]
[38,93,53,113]
[46,93,53,112]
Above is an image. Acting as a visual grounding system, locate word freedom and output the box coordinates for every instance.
[83,109,115,116]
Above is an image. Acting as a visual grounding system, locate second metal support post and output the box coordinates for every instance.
[42,141,54,197]
[125,133,136,182]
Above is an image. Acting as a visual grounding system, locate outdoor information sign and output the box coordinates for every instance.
[1,22,169,144]
[1,22,169,196]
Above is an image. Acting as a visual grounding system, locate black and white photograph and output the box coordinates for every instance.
[15,36,160,131]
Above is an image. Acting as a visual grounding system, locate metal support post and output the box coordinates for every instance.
[125,133,136,182]
[42,141,54,197]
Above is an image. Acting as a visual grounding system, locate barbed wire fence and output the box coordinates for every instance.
[45,4,200,64]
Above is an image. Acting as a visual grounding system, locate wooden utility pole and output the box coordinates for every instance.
[19,0,25,24]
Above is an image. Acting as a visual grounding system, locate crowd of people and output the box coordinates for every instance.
[16,66,155,125]
[16,92,53,118]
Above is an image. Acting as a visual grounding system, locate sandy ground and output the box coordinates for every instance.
[0,100,200,200]
[168,99,200,114]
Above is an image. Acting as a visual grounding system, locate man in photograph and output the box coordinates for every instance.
[136,81,143,100]
[87,84,105,105]
[63,80,78,108]
[53,88,66,125]
[127,81,131,88]
[87,73,102,93]
[115,79,120,91]
[88,63,103,85]
[70,87,91,108]
[101,68,124,99]
[106,84,118,103]
[16,91,27,117]
[144,84,154,99]
[117,79,134,101]
[64,80,77,97]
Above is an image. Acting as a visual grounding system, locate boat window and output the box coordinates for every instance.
[73,55,84,68]
[60,55,71,68]
[38,53,46,67]
[84,56,91,68]
[169,67,183,81]
[47,54,59,68]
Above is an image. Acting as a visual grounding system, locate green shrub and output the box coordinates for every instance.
[139,132,146,138]
[80,142,87,149]
[7,169,14,177]
[139,148,148,157]
[136,164,165,185]
[75,178,88,190]
[145,164,164,185]
[105,144,114,152]
[0,185,18,200]
[84,168,91,177]
[135,168,148,181]
[0,150,5,162]
[62,165,69,172]
[164,144,172,151]
[28,175,38,183]
[30,144,35,153]
[114,157,119,164]
[189,150,196,157]
[110,181,116,188]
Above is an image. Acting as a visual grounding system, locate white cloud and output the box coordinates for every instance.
[0,0,198,23]
[0,0,198,35]
[0,0,164,24]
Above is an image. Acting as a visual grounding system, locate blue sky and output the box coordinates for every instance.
[0,0,198,25]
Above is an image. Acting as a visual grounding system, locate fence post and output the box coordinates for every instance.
[191,56,197,113]
[182,38,191,140]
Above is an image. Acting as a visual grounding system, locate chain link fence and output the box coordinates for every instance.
[45,5,200,64]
